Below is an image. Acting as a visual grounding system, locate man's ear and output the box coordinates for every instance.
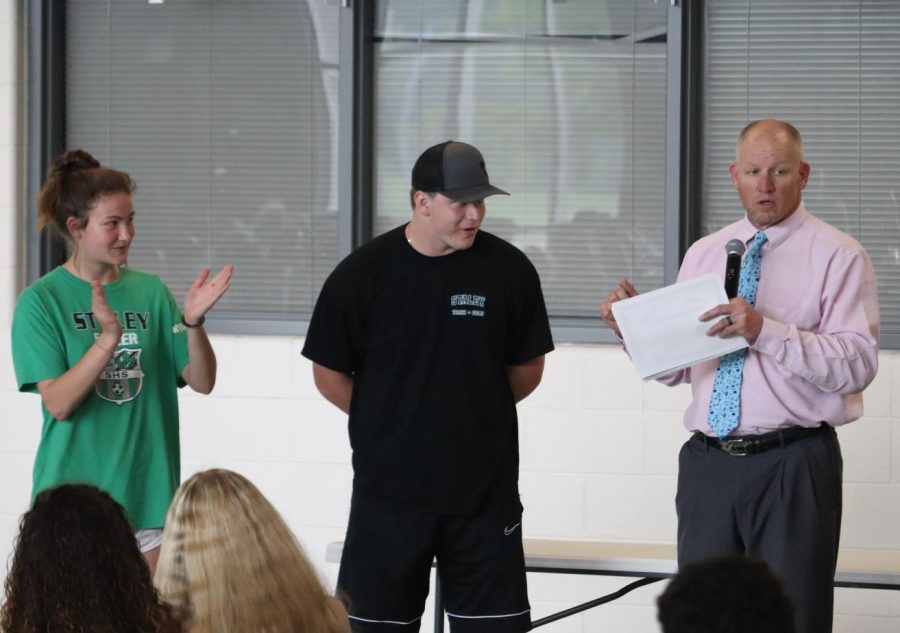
[799,161,811,190]
[413,190,431,216]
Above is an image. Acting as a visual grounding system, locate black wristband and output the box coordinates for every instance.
[181,315,206,329]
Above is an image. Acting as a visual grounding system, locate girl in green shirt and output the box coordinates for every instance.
[11,149,232,574]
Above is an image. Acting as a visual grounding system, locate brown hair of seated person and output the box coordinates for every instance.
[154,468,349,633]
[0,484,180,633]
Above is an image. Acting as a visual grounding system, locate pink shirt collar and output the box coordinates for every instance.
[736,202,809,251]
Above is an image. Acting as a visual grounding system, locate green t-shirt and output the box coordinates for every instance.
[11,266,189,529]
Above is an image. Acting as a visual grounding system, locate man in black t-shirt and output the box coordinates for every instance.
[303,141,554,633]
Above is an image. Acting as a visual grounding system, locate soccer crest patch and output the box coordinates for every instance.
[96,348,145,404]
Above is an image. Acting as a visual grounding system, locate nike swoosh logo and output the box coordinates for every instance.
[503,523,521,536]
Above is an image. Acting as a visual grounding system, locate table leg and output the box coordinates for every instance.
[434,572,444,633]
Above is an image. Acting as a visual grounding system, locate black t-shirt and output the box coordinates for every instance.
[302,225,554,515]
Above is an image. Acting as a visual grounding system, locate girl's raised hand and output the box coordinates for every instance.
[183,265,233,325]
[91,280,122,346]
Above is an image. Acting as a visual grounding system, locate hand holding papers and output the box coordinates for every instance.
[610,274,748,380]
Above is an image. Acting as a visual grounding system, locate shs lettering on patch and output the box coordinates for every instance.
[450,293,486,317]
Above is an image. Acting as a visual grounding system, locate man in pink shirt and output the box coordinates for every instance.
[601,119,880,633]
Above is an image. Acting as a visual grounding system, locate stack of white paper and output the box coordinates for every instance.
[610,273,748,380]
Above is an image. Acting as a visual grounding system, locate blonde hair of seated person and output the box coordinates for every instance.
[154,469,348,633]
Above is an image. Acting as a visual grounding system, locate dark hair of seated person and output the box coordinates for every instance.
[0,483,180,633]
[657,555,796,633]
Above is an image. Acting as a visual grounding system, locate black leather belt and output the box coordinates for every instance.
[694,424,831,456]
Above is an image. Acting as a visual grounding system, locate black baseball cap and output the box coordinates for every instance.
[411,140,510,203]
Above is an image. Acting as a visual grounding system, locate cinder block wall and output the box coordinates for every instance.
[1,3,898,630]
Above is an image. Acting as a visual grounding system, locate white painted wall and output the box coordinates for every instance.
[1,3,898,630]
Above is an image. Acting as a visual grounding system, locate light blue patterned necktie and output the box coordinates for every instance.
[707,230,768,438]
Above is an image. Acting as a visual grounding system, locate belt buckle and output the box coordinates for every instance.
[720,438,749,456]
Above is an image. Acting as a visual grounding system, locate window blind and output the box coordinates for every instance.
[66,0,340,328]
[703,0,900,343]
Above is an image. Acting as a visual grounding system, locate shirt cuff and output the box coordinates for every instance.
[752,316,790,355]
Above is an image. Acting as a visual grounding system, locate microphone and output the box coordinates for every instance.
[724,239,745,299]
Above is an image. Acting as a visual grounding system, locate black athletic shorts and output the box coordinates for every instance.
[336,491,531,633]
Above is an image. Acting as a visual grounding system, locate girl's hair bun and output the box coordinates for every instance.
[53,149,101,173]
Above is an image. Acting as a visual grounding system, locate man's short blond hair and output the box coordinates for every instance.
[736,119,804,161]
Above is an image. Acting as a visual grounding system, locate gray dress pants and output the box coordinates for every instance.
[676,427,842,633]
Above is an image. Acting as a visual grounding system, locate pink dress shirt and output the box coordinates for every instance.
[659,203,880,436]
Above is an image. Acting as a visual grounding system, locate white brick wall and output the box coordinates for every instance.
[1,3,898,630]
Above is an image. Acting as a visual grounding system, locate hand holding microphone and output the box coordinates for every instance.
[699,238,763,342]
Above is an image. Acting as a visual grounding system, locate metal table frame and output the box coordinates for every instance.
[327,538,900,632]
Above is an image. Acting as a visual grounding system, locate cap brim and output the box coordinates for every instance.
[442,184,510,203]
